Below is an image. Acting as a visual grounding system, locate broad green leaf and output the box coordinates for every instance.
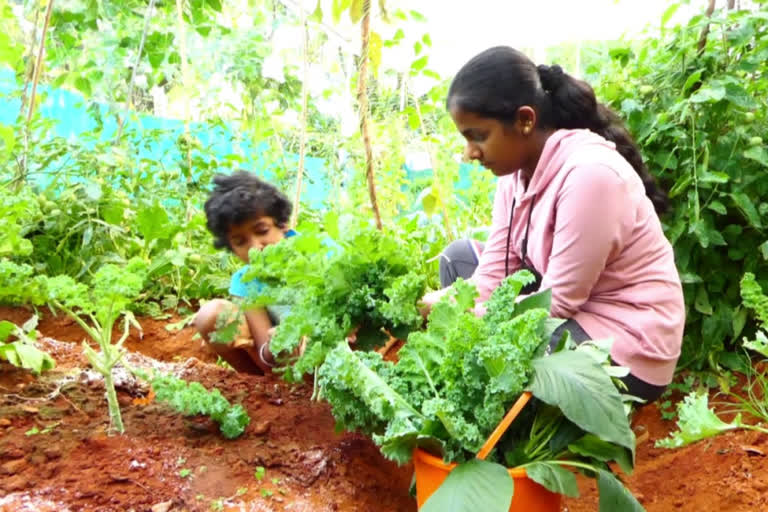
[530,351,635,453]
[515,289,552,316]
[421,459,514,512]
[731,192,762,229]
[1,342,56,375]
[411,56,429,73]
[760,241,768,261]
[679,272,703,284]
[682,69,703,92]
[409,10,427,22]
[331,0,353,23]
[597,470,645,512]
[0,123,14,159]
[309,0,323,22]
[421,189,438,215]
[74,76,92,97]
[0,31,22,68]
[724,83,757,109]
[422,33,432,47]
[656,391,742,448]
[744,331,768,358]
[407,110,420,130]
[668,174,691,198]
[525,462,579,498]
[205,0,223,11]
[694,286,713,315]
[137,202,172,242]
[661,3,680,27]
[732,306,748,339]
[707,201,727,215]
[349,0,363,23]
[568,434,634,475]
[84,182,102,201]
[689,83,725,103]
[0,320,15,342]
[744,146,768,168]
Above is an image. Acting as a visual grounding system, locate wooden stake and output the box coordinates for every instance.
[357,0,383,230]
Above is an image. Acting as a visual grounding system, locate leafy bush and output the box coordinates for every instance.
[588,4,768,370]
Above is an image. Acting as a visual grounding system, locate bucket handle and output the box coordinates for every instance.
[476,391,532,460]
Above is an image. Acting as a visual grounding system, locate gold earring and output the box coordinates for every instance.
[523,126,532,135]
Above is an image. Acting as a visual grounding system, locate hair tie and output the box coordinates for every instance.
[537,64,564,94]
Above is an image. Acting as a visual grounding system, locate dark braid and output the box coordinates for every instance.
[448,47,669,214]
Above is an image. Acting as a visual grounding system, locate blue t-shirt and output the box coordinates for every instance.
[228,229,297,298]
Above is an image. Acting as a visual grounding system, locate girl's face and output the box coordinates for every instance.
[227,216,288,263]
[449,105,537,177]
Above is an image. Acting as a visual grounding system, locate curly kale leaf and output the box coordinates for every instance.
[151,373,250,439]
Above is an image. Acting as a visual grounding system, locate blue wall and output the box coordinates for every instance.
[1,70,482,210]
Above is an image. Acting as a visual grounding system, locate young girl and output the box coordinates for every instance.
[194,171,295,374]
[423,47,685,403]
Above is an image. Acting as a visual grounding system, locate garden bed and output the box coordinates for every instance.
[1,306,767,512]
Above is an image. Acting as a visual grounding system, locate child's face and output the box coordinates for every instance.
[227,216,288,263]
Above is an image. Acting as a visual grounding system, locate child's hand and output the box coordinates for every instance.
[346,325,359,345]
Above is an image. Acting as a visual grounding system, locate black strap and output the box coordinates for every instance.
[521,193,537,267]
[505,198,516,277]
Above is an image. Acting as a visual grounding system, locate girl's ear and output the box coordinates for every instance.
[516,106,538,135]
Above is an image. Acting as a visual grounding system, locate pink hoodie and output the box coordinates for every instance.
[438,129,685,386]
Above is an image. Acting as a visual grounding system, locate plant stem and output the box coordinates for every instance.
[116,0,157,142]
[291,7,309,228]
[102,366,125,434]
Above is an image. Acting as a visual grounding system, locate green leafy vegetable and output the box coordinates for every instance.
[597,469,645,512]
[524,462,579,498]
[529,350,636,456]
[245,218,427,381]
[655,391,768,448]
[150,373,250,439]
[0,317,55,375]
[317,273,640,509]
[421,459,514,512]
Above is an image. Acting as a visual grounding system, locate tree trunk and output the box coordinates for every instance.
[357,0,383,230]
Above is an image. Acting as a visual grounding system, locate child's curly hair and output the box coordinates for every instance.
[204,171,292,250]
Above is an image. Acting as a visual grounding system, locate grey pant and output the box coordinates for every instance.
[438,238,667,403]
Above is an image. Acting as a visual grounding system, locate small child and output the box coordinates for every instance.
[194,171,295,374]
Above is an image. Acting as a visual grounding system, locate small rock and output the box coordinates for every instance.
[742,445,765,457]
[28,452,46,465]
[44,448,62,460]
[252,420,271,436]
[151,500,174,512]
[1,458,27,475]
[267,398,284,406]
[2,475,27,492]
[4,448,24,459]
[0,418,12,427]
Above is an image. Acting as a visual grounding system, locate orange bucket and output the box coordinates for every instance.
[412,392,562,511]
